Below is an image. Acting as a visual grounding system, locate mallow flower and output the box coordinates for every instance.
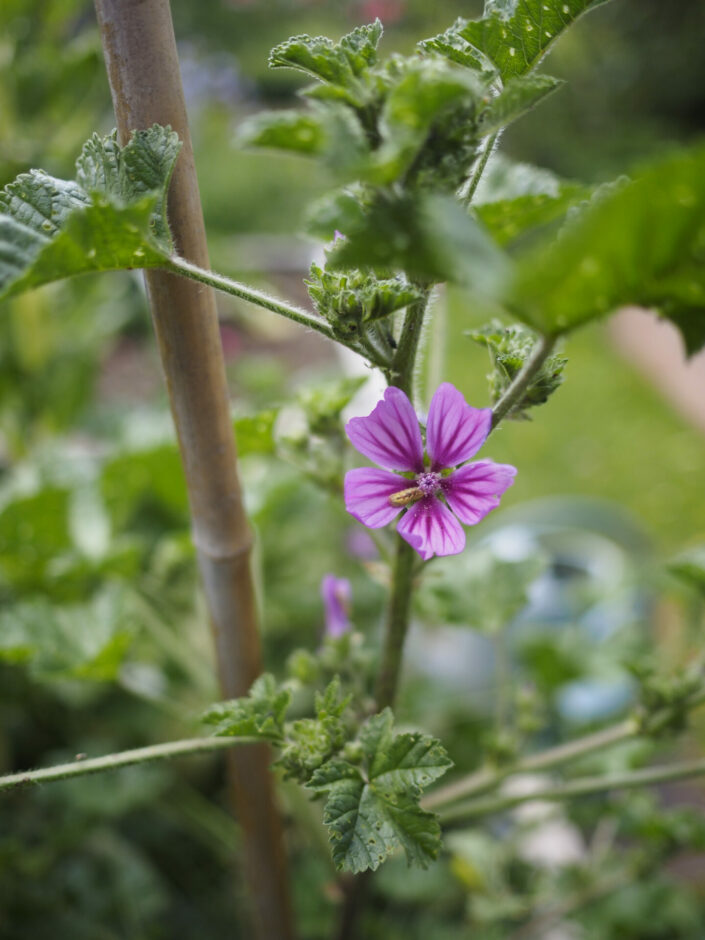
[344,383,516,560]
[321,574,352,637]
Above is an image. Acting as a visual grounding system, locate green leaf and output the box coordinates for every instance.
[511,145,705,351]
[371,59,486,189]
[460,0,612,80]
[233,409,277,456]
[668,546,705,597]
[418,547,547,632]
[307,709,452,873]
[277,678,353,781]
[0,486,72,592]
[469,320,567,417]
[202,673,291,742]
[268,21,383,108]
[321,190,508,292]
[472,154,589,244]
[0,584,134,680]
[419,22,495,76]
[479,73,564,135]
[237,105,369,174]
[0,126,180,303]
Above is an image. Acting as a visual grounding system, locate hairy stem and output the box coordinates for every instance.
[389,291,430,395]
[0,736,254,793]
[374,537,417,710]
[165,255,334,340]
[424,684,705,810]
[439,755,705,823]
[424,719,636,809]
[462,132,499,207]
[491,332,557,428]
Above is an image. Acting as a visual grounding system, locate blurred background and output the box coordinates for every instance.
[1,1,704,938]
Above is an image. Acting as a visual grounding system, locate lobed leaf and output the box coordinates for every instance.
[307,709,452,873]
[268,20,383,109]
[0,126,180,303]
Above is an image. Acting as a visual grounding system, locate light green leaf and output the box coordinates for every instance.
[511,144,705,351]
[202,673,292,741]
[0,584,134,680]
[0,126,180,303]
[460,0,612,80]
[668,546,705,597]
[479,73,564,135]
[307,709,452,873]
[237,106,369,174]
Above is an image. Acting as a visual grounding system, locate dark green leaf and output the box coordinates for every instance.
[268,21,383,108]
[460,0,612,80]
[307,709,452,873]
[511,145,705,351]
[0,126,180,303]
[202,673,291,741]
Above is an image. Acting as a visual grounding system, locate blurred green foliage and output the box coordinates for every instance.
[1,1,705,938]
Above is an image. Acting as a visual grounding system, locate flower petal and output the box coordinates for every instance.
[346,386,424,472]
[344,468,405,528]
[397,496,465,560]
[426,382,492,470]
[442,460,516,525]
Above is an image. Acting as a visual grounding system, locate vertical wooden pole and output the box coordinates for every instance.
[92,2,294,937]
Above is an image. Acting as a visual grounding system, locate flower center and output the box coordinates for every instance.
[416,471,442,496]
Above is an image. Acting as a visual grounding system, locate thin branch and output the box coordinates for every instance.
[491,332,557,428]
[424,718,636,810]
[165,254,335,340]
[439,755,705,823]
[0,736,254,793]
[424,684,705,810]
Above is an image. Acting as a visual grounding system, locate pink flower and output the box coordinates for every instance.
[321,574,352,637]
[344,383,516,560]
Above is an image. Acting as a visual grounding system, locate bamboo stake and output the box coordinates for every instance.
[92,3,294,936]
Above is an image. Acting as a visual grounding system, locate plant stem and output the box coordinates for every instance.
[439,755,705,823]
[424,684,705,810]
[0,736,254,793]
[424,718,637,809]
[165,255,335,341]
[389,291,430,395]
[93,3,294,937]
[374,536,417,710]
[462,132,498,207]
[491,332,557,428]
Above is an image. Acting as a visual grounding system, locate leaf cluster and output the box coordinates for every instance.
[202,674,452,873]
[0,126,180,303]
